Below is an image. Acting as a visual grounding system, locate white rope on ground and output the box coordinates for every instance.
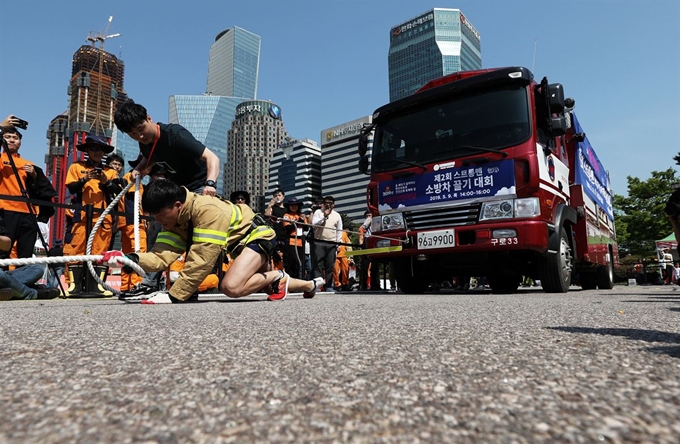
[134,174,141,253]
[0,255,145,278]
[85,180,135,295]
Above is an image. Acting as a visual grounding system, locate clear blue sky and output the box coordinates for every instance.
[1,0,678,196]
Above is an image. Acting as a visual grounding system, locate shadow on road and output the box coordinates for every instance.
[547,327,680,359]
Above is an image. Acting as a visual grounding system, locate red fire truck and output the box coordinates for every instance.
[358,66,617,293]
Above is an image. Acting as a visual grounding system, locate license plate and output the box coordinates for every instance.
[417,229,455,250]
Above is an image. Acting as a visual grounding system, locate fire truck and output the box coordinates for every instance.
[357,66,617,293]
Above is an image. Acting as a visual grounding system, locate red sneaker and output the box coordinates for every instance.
[303,277,325,299]
[267,272,289,301]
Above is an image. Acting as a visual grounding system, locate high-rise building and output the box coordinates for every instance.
[111,127,138,166]
[226,100,288,212]
[170,27,261,196]
[46,43,128,242]
[207,27,261,98]
[388,8,481,102]
[320,117,372,223]
[267,138,322,209]
[169,95,251,196]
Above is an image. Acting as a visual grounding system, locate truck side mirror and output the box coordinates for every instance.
[548,83,565,113]
[358,156,369,174]
[358,134,369,158]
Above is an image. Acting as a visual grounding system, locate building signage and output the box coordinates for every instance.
[325,122,364,142]
[235,102,282,119]
[378,159,516,211]
[391,13,434,36]
[460,13,481,40]
[572,115,613,221]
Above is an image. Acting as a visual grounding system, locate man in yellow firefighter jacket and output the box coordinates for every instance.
[101,179,324,304]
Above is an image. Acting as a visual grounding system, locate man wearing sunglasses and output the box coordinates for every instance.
[312,196,343,292]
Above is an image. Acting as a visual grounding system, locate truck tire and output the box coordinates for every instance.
[580,272,597,290]
[540,227,573,293]
[596,260,615,290]
[395,259,430,294]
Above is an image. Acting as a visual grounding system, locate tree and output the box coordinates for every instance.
[614,168,678,256]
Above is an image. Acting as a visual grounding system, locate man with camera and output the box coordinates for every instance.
[0,121,40,260]
[62,135,122,296]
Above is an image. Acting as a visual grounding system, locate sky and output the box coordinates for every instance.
[1,0,678,197]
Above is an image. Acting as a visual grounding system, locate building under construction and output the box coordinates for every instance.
[45,39,128,243]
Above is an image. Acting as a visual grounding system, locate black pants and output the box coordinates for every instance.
[313,241,337,288]
[0,209,37,259]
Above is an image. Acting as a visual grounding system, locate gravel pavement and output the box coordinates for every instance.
[1,284,678,443]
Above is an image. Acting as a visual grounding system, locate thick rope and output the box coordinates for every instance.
[134,174,141,253]
[0,255,145,278]
[85,180,136,295]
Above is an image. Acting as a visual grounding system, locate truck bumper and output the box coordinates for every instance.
[368,220,551,273]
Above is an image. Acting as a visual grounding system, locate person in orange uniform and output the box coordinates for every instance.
[0,127,39,259]
[334,228,352,291]
[282,197,306,279]
[63,134,122,258]
[116,166,147,291]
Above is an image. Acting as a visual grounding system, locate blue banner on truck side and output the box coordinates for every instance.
[378,159,516,211]
[571,114,614,221]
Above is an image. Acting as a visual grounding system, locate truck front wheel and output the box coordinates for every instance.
[540,227,573,293]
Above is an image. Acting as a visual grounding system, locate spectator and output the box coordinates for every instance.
[264,188,287,243]
[358,211,372,291]
[62,134,122,296]
[312,196,343,291]
[674,262,680,286]
[282,197,306,279]
[661,248,674,285]
[117,166,147,291]
[0,127,39,259]
[334,227,351,291]
[47,239,64,289]
[229,190,251,206]
[114,99,220,195]
[0,215,57,300]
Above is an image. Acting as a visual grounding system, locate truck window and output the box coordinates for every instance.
[372,85,531,172]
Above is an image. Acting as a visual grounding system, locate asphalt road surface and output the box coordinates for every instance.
[1,284,678,443]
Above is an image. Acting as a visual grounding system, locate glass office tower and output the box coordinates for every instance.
[207,27,261,98]
[388,8,482,102]
[169,95,251,196]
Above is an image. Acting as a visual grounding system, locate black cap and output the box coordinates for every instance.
[76,134,115,154]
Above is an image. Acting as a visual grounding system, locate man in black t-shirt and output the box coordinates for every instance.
[114,100,220,195]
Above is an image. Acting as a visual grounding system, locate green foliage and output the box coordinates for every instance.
[613,168,677,255]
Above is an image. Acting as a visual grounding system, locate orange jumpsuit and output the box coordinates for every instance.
[334,231,351,289]
[63,161,119,258]
[0,151,37,260]
[117,171,147,290]
[167,253,219,292]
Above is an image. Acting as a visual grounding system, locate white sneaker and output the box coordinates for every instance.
[303,277,325,299]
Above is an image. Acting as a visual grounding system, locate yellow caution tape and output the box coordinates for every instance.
[344,246,403,256]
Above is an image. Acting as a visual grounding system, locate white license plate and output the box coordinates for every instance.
[417,229,455,250]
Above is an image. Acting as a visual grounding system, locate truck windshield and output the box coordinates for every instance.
[372,85,531,172]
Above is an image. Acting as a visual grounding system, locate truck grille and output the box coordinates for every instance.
[404,203,481,231]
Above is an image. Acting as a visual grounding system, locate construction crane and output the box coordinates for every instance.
[85,15,122,136]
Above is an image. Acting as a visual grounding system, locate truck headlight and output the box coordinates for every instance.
[480,199,514,220]
[479,197,540,221]
[372,213,406,232]
[514,197,540,217]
